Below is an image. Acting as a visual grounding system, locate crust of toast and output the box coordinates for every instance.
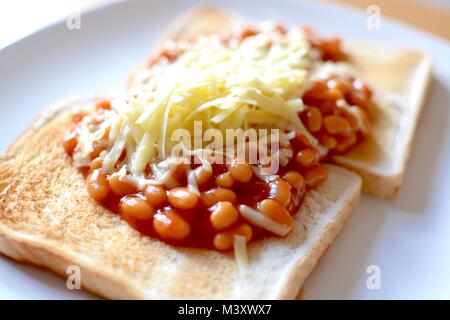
[0,95,361,299]
[128,6,432,198]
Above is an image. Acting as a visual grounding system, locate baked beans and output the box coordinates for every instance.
[90,157,103,170]
[194,166,212,185]
[120,195,154,220]
[153,209,190,240]
[86,169,109,202]
[213,232,234,250]
[352,79,372,99]
[283,171,305,192]
[319,134,338,150]
[144,185,167,207]
[303,27,346,62]
[295,148,319,167]
[95,100,111,111]
[89,141,107,159]
[323,115,352,137]
[228,162,253,183]
[303,106,322,133]
[210,201,238,230]
[301,75,373,155]
[303,165,328,187]
[108,174,137,196]
[216,172,234,188]
[327,78,350,95]
[72,111,86,123]
[234,27,259,43]
[201,188,237,207]
[258,199,294,229]
[167,187,198,209]
[268,179,291,207]
[335,133,357,154]
[212,223,253,250]
[234,223,253,242]
[62,130,78,155]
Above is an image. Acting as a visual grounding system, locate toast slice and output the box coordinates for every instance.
[129,6,432,198]
[0,95,361,299]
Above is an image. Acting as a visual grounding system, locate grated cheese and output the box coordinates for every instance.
[233,235,249,271]
[74,27,331,187]
[238,205,291,236]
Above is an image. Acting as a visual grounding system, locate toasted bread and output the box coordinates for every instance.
[128,6,432,198]
[0,95,361,299]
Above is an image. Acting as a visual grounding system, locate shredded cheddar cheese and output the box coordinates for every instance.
[74,27,333,187]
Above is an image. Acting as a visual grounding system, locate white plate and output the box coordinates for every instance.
[0,0,449,300]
